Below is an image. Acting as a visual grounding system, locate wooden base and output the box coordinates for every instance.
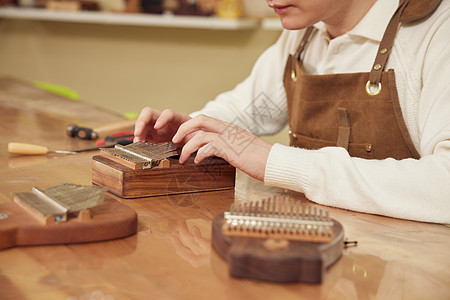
[92,155,236,198]
[211,213,344,283]
[0,194,138,250]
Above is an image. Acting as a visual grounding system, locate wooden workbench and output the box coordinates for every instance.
[0,76,449,300]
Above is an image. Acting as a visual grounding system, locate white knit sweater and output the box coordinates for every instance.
[192,0,450,224]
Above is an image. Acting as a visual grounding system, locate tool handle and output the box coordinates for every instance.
[93,119,136,137]
[8,143,48,155]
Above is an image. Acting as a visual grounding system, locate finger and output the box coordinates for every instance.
[194,142,225,164]
[154,109,177,130]
[133,107,161,141]
[154,109,190,130]
[135,107,160,134]
[178,131,212,164]
[172,115,226,144]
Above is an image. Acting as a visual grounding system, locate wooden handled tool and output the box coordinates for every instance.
[8,143,76,155]
[67,119,136,140]
[93,119,136,137]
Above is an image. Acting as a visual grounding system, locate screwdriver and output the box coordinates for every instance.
[8,143,77,155]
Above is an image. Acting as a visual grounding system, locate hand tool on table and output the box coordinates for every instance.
[8,137,133,155]
[66,119,136,140]
[96,131,134,146]
[8,143,77,155]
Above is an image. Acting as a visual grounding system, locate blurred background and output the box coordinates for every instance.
[0,0,287,143]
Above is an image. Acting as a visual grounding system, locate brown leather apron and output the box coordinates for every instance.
[284,0,441,160]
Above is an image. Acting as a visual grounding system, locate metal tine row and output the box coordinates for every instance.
[41,184,106,212]
[104,147,146,163]
[127,142,178,160]
[60,187,105,209]
[225,215,333,236]
[226,196,333,236]
[229,196,330,222]
[16,191,65,216]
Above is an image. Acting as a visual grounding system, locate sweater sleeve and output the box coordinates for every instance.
[190,30,301,136]
[265,10,450,224]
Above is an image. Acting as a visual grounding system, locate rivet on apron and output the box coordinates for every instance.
[366,144,372,152]
[291,69,297,82]
[373,64,382,70]
[379,48,388,54]
[289,130,297,140]
[365,81,382,96]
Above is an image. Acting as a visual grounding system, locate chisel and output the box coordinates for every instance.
[8,140,133,155]
[8,143,77,155]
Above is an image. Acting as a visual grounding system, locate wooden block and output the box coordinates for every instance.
[92,155,236,198]
[0,194,137,250]
[211,213,344,283]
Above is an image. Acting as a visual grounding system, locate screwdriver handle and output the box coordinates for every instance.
[94,119,136,137]
[8,143,49,155]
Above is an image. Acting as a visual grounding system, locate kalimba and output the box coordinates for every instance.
[0,184,137,250]
[212,196,345,283]
[92,142,236,198]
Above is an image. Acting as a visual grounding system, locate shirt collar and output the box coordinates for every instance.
[313,0,400,42]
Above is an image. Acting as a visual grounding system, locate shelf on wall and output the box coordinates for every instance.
[0,7,262,30]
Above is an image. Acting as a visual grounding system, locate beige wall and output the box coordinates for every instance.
[0,18,288,144]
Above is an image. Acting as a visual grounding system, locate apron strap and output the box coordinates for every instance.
[367,0,410,94]
[337,108,351,150]
[290,27,316,82]
[293,26,315,61]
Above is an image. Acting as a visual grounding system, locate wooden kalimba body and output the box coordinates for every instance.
[212,196,345,283]
[92,142,236,198]
[0,184,137,250]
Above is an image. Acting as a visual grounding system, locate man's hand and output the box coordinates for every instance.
[172,114,272,181]
[134,107,191,143]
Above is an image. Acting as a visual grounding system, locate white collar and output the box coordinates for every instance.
[313,0,399,42]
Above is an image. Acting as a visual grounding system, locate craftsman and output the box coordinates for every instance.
[134,0,450,224]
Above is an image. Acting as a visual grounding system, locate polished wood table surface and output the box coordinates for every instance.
[0,76,449,300]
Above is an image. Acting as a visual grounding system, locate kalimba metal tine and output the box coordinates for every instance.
[100,142,178,170]
[13,184,107,224]
[222,197,334,242]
